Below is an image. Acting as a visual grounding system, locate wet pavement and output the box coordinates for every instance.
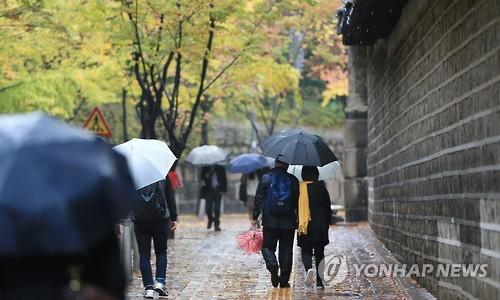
[126,214,435,299]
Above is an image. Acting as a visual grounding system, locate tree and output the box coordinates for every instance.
[221,56,301,143]
[216,0,347,140]
[289,0,348,106]
[116,0,274,157]
[0,1,128,119]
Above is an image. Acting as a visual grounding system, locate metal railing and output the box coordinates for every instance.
[120,219,139,281]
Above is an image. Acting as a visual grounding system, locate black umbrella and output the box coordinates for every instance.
[0,113,140,257]
[260,129,337,166]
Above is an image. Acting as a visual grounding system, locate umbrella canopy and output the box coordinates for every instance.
[260,130,337,166]
[228,153,267,174]
[113,138,177,189]
[185,145,227,166]
[288,161,342,181]
[264,156,275,168]
[0,113,139,256]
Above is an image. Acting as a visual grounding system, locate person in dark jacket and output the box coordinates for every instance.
[134,179,177,298]
[297,166,332,288]
[252,160,299,288]
[200,165,227,231]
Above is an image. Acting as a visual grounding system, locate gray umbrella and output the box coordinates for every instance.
[185,145,227,166]
[260,129,337,167]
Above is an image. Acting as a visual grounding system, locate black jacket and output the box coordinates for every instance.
[200,165,227,194]
[297,181,332,247]
[252,167,299,229]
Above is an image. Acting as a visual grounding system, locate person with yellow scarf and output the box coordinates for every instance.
[297,166,332,288]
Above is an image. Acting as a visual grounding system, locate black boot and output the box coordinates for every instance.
[279,272,291,288]
[270,268,279,288]
[316,276,324,288]
[207,220,212,229]
[262,248,279,287]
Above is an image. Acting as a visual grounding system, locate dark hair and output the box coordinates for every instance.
[248,171,256,180]
[275,159,289,168]
[301,166,319,181]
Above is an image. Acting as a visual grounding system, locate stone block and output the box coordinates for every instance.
[344,178,368,221]
[343,148,367,178]
[344,118,368,148]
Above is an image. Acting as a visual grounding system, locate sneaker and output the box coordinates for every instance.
[143,288,154,299]
[154,282,168,298]
[317,279,324,289]
[305,269,314,287]
[270,269,279,288]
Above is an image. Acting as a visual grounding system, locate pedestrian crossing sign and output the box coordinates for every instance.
[83,107,113,137]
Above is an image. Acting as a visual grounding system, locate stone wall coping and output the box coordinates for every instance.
[387,0,431,57]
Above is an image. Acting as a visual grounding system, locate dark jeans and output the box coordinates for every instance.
[134,221,168,288]
[261,227,295,284]
[206,190,222,227]
[301,245,325,285]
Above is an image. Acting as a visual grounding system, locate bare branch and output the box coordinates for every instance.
[181,3,216,148]
[0,81,22,93]
[257,100,271,134]
[202,54,241,93]
[201,13,267,94]
[269,97,283,136]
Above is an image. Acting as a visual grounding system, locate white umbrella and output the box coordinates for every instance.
[113,138,177,189]
[288,161,341,181]
[185,145,227,166]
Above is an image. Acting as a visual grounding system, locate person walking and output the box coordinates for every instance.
[252,160,299,288]
[200,165,227,231]
[134,179,177,299]
[297,166,332,288]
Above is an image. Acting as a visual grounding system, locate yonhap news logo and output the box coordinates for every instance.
[318,253,488,286]
[318,253,349,285]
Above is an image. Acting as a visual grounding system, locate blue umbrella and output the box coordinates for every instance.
[228,153,267,174]
[0,113,140,256]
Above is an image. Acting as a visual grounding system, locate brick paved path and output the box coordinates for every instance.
[126,214,434,299]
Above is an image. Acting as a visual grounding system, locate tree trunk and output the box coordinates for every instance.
[139,92,157,139]
[201,120,209,145]
[121,88,129,142]
[200,98,212,146]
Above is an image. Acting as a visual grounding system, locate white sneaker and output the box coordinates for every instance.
[144,289,154,299]
[305,269,314,287]
[154,282,168,298]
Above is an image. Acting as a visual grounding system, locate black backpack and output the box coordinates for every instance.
[135,181,170,222]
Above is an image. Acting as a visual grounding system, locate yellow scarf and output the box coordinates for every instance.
[298,181,312,235]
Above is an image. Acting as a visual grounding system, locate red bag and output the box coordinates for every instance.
[167,171,183,190]
[237,229,263,254]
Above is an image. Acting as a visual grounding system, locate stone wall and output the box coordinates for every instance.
[365,0,500,299]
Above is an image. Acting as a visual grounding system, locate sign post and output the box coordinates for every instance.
[82,107,113,138]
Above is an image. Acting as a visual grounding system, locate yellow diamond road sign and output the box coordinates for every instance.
[83,107,112,137]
